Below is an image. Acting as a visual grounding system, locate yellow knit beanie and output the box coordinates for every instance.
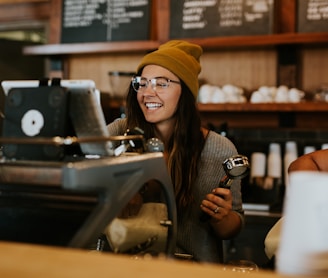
[137,40,203,99]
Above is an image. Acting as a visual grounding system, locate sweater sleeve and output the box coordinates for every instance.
[107,118,127,136]
[106,118,128,148]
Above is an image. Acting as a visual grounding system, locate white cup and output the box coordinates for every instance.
[267,143,282,178]
[250,152,266,178]
[321,143,328,150]
[284,141,298,186]
[288,88,304,103]
[198,84,214,103]
[304,146,316,155]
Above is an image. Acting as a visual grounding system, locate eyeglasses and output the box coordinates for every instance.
[131,76,180,93]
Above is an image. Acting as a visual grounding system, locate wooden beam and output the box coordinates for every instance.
[0,1,50,22]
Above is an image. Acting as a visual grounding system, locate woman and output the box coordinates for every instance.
[107,40,244,263]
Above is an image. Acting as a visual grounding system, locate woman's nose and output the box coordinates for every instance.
[143,83,157,95]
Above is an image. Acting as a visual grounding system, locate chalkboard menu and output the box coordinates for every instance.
[170,0,275,38]
[61,0,151,43]
[298,0,328,33]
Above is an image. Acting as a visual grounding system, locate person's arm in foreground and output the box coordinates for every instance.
[288,149,328,172]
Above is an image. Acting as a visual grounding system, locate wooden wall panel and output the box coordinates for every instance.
[66,48,277,96]
[301,46,328,93]
[68,53,146,94]
[0,0,47,3]
[199,49,277,94]
[0,1,50,22]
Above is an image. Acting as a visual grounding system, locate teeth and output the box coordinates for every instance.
[146,103,162,109]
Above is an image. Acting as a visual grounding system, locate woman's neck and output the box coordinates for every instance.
[154,120,175,147]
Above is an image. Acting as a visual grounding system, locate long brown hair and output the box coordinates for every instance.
[126,75,205,210]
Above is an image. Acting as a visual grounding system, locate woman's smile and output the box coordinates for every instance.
[145,102,163,110]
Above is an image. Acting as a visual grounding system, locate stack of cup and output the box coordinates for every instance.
[284,141,298,187]
[266,143,282,189]
[303,146,315,155]
[250,152,266,187]
[321,143,328,150]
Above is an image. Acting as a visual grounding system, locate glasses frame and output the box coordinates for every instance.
[131,76,180,93]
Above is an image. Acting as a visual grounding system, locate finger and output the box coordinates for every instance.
[213,206,220,214]
[205,194,225,208]
[201,200,222,215]
[201,198,220,210]
[212,187,231,197]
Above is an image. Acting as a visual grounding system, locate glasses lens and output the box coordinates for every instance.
[154,78,169,90]
[132,76,145,92]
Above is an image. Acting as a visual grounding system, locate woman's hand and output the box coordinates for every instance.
[200,187,232,221]
[200,187,242,239]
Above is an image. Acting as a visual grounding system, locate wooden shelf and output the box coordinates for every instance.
[198,102,328,129]
[197,102,328,112]
[23,32,328,56]
[23,40,160,56]
[190,32,328,49]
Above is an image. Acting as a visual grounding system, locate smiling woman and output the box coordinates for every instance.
[106,40,244,264]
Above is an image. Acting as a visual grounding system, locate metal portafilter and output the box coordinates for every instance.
[200,154,250,221]
[219,154,250,189]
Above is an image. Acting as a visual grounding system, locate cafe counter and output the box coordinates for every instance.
[0,241,319,278]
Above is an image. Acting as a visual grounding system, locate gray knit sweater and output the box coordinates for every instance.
[107,118,244,263]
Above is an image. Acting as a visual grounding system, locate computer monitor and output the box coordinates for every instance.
[1,79,113,160]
